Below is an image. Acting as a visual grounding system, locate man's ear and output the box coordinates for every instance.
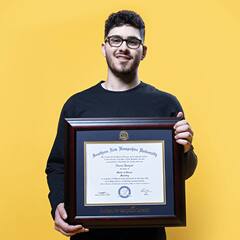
[101,43,106,57]
[141,45,147,60]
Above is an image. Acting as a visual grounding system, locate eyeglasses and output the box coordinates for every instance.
[105,35,143,49]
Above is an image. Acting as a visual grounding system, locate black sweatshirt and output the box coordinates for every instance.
[46,80,197,240]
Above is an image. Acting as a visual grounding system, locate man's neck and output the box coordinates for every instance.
[102,69,140,91]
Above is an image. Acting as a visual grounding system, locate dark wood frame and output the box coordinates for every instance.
[64,117,185,228]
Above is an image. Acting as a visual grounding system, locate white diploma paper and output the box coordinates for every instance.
[84,141,165,206]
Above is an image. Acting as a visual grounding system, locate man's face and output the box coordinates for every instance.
[102,25,147,75]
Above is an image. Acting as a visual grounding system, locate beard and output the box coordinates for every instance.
[105,53,141,77]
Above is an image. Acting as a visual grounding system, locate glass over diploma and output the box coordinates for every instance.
[84,141,166,206]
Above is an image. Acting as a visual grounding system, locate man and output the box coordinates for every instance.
[46,10,197,240]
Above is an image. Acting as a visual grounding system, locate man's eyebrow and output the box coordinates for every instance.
[108,34,141,39]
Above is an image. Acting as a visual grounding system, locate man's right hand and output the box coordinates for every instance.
[54,203,89,237]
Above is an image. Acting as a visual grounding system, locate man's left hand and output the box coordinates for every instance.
[174,112,193,153]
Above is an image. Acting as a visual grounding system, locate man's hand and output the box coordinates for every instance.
[174,112,193,153]
[54,203,89,237]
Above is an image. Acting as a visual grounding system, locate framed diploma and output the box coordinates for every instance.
[64,118,185,228]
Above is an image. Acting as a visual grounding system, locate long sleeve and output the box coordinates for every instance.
[45,105,67,219]
[169,97,197,179]
[183,146,198,179]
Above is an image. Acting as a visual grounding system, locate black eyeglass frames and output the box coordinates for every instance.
[105,35,143,49]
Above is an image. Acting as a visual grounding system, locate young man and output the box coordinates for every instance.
[46,10,197,240]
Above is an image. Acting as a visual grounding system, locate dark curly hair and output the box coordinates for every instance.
[104,10,145,41]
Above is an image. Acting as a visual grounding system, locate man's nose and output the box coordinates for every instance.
[118,40,129,51]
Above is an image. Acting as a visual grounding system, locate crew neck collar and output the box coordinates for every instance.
[98,80,144,93]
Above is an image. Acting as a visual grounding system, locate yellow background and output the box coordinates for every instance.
[0,0,239,239]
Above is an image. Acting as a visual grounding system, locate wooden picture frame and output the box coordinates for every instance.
[64,117,185,228]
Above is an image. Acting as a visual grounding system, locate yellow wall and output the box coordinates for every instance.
[0,0,239,239]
